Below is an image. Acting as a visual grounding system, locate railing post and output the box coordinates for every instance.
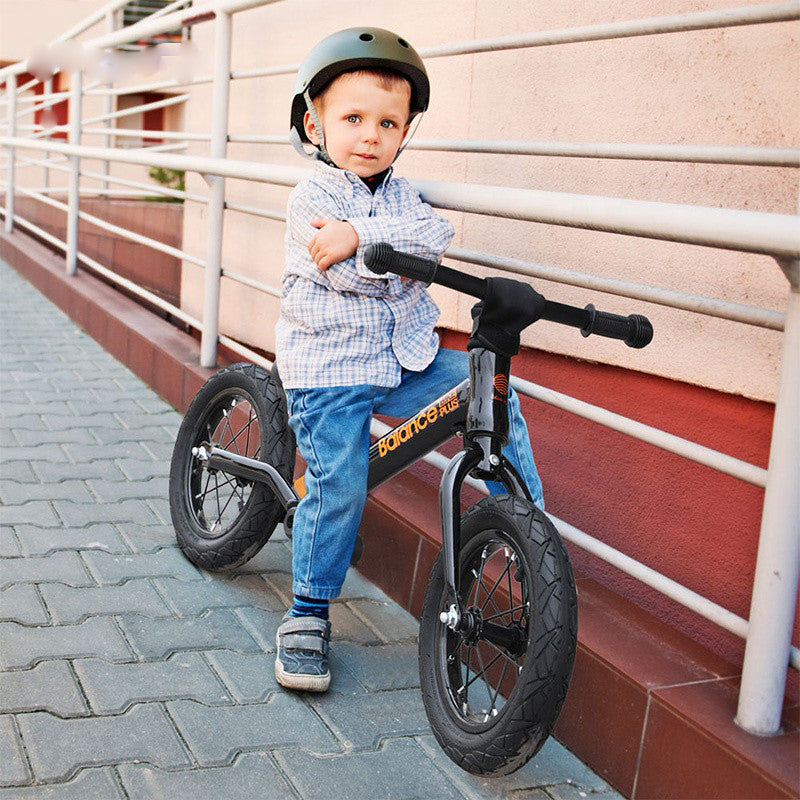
[43,77,53,189]
[102,9,116,195]
[736,258,800,735]
[66,70,83,275]
[4,73,17,233]
[200,10,232,368]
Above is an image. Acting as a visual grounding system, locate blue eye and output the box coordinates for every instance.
[381,120,395,128]
[347,115,359,123]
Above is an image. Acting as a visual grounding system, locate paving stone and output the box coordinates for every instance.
[0,767,126,799]
[543,784,622,800]
[144,496,171,524]
[40,579,172,624]
[114,458,170,481]
[73,653,231,714]
[223,607,284,653]
[0,461,36,483]
[202,650,279,702]
[84,478,165,502]
[309,687,430,749]
[334,642,420,691]
[118,752,296,800]
[0,717,31,788]
[0,481,94,505]
[60,442,154,464]
[0,585,49,625]
[13,429,98,447]
[0,416,46,433]
[140,441,176,461]
[2,402,73,418]
[166,695,338,765]
[274,738,463,800]
[347,598,420,642]
[0,503,61,528]
[0,552,92,590]
[114,523,175,554]
[0,447,66,465]
[14,524,130,556]
[29,460,126,484]
[39,406,122,431]
[90,426,176,446]
[329,603,383,644]
[223,541,292,574]
[81,549,201,584]
[0,617,132,669]
[0,661,87,716]
[114,411,182,429]
[154,574,284,617]
[51,499,162,528]
[0,529,20,558]
[119,608,261,660]
[17,704,192,782]
[69,398,146,416]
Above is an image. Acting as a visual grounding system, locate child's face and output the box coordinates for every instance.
[304,72,411,178]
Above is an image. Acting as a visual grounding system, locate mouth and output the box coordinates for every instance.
[355,153,377,160]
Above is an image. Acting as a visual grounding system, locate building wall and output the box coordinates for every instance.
[177,0,798,403]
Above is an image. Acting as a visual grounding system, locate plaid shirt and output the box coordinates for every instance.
[275,162,455,389]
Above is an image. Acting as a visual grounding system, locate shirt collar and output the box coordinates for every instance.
[312,160,393,197]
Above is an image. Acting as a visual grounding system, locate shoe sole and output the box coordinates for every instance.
[275,632,331,692]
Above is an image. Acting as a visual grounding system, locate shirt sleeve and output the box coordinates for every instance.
[346,183,455,279]
[286,184,390,294]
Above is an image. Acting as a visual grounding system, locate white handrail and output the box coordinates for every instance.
[2,137,798,260]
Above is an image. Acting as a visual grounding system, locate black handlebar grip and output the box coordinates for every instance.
[580,304,653,348]
[363,243,438,286]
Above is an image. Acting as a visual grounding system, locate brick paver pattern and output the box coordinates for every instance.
[0,259,621,799]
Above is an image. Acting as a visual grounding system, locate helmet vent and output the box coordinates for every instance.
[397,38,409,48]
[359,32,374,42]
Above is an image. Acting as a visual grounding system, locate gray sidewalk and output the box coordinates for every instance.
[0,258,620,800]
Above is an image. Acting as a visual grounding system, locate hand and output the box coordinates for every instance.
[308,218,359,270]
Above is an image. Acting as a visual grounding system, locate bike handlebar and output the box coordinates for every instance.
[364,243,653,349]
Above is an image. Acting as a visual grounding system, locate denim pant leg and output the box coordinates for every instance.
[285,386,375,600]
[373,348,544,508]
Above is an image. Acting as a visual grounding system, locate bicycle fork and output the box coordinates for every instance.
[438,348,531,635]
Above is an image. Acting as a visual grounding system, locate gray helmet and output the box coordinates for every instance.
[290,27,430,146]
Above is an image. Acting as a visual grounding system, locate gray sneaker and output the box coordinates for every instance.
[274,613,331,692]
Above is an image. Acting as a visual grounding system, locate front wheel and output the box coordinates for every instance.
[169,363,295,571]
[418,495,577,776]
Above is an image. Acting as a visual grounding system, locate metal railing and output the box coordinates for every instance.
[1,0,798,739]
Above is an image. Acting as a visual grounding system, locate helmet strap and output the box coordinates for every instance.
[393,112,424,163]
[304,89,337,167]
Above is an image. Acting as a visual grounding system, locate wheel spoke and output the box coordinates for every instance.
[481,631,522,671]
[483,603,527,623]
[480,557,514,616]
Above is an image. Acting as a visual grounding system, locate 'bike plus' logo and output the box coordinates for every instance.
[493,374,509,403]
[377,390,460,457]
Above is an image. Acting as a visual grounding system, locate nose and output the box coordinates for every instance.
[362,123,380,143]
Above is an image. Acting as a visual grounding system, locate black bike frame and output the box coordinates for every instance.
[196,346,532,625]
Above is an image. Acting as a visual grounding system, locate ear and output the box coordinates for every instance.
[303,111,320,145]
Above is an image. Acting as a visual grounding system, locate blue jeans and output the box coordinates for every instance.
[285,348,543,599]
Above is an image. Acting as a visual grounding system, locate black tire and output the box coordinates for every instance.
[418,494,577,776]
[169,362,295,570]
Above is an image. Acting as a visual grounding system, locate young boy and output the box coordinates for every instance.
[274,28,544,692]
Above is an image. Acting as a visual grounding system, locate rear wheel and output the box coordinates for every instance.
[418,495,577,775]
[168,363,295,570]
